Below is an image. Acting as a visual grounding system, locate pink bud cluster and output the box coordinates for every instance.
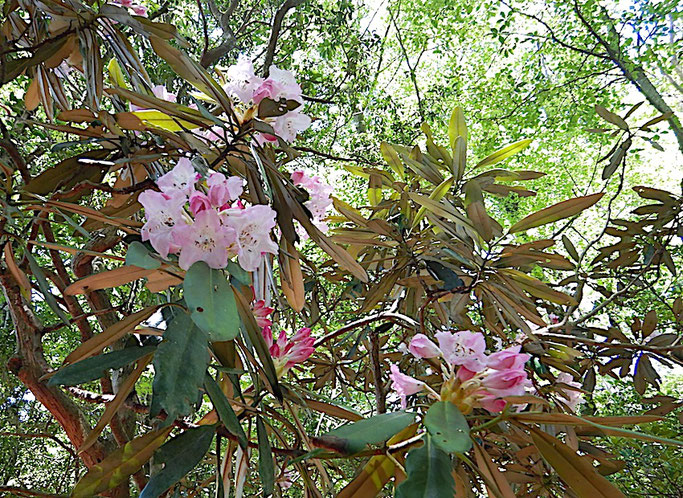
[249,297,315,376]
[390,331,532,413]
[139,158,277,272]
[291,170,333,232]
[223,56,311,144]
[262,326,315,377]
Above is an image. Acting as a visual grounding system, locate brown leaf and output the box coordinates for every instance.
[529,427,626,497]
[65,266,156,295]
[509,193,604,233]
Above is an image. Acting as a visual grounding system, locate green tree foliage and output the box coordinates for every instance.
[0,0,682,497]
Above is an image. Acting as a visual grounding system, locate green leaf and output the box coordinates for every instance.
[125,241,161,269]
[257,416,275,497]
[150,310,210,424]
[562,235,580,262]
[107,58,128,89]
[395,434,455,498]
[316,411,416,455]
[423,402,471,454]
[183,262,240,341]
[509,193,604,234]
[380,142,404,177]
[475,138,532,168]
[140,425,215,498]
[204,373,248,449]
[448,106,467,151]
[24,250,70,324]
[49,345,156,386]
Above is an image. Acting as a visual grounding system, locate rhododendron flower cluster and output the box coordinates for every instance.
[291,170,333,232]
[139,158,278,272]
[390,330,532,413]
[262,326,315,377]
[223,56,311,144]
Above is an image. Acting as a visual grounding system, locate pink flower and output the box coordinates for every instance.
[207,172,243,208]
[435,330,488,372]
[263,326,315,376]
[291,170,332,231]
[222,204,277,272]
[172,209,237,270]
[258,110,311,144]
[486,345,530,371]
[139,190,186,259]
[481,369,529,397]
[118,0,133,6]
[389,364,424,409]
[189,191,211,215]
[456,366,477,382]
[261,65,303,102]
[549,313,560,324]
[132,4,147,16]
[157,158,200,197]
[556,373,584,412]
[252,299,274,329]
[408,334,441,359]
[224,56,263,105]
[477,392,508,413]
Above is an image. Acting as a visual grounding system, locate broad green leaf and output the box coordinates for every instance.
[423,401,471,454]
[448,106,467,151]
[184,262,240,342]
[315,411,416,455]
[395,434,455,498]
[125,241,161,269]
[509,193,604,234]
[48,345,156,386]
[140,425,215,498]
[475,138,532,168]
[380,142,404,177]
[72,427,172,497]
[150,310,210,424]
[530,427,626,498]
[204,373,248,449]
[256,417,275,497]
[337,423,418,498]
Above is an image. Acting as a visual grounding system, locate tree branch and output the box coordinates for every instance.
[262,0,304,76]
